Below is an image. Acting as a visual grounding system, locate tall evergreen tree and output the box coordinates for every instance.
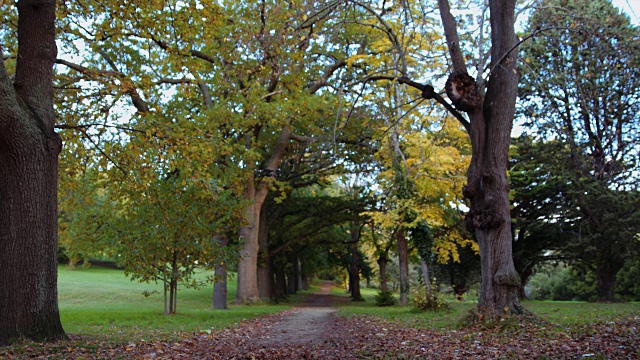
[519,0,640,301]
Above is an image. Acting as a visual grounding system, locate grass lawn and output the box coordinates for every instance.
[49,268,640,341]
[57,265,291,342]
[331,286,640,331]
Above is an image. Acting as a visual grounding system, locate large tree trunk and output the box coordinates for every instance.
[235,180,263,303]
[396,228,409,306]
[257,204,272,300]
[235,127,291,303]
[212,235,229,309]
[0,0,65,344]
[596,252,624,302]
[433,0,522,318]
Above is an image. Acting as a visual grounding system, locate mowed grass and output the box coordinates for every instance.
[56,268,640,343]
[57,266,290,342]
[331,286,640,331]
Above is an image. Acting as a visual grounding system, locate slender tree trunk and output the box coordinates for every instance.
[289,253,299,294]
[349,245,362,300]
[163,265,168,314]
[350,222,363,300]
[377,256,388,291]
[421,258,432,299]
[213,235,229,309]
[0,0,65,344]
[396,229,409,306]
[168,278,178,315]
[257,205,271,300]
[274,263,287,299]
[296,258,304,291]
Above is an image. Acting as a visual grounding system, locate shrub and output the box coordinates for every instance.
[374,289,397,306]
[411,285,449,311]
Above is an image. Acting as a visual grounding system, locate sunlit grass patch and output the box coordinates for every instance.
[57,265,288,343]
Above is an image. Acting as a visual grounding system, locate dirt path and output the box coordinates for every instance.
[5,282,638,359]
[255,281,340,347]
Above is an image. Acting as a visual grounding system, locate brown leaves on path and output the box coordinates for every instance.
[3,311,637,359]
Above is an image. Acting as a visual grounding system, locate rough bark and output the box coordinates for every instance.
[213,235,230,309]
[0,0,65,344]
[235,127,291,303]
[396,229,409,306]
[434,0,522,318]
[235,180,263,303]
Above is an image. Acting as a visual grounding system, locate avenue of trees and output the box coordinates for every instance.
[1,0,638,344]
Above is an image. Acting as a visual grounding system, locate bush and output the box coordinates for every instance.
[374,289,397,306]
[411,285,449,311]
[527,264,597,301]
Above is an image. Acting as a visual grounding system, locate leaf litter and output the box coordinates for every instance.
[0,311,638,359]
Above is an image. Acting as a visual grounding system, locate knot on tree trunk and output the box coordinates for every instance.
[494,269,521,287]
[462,184,476,199]
[445,72,480,112]
[465,209,503,230]
[420,84,436,99]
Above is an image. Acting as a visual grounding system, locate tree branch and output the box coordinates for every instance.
[55,59,124,78]
[306,59,347,94]
[366,75,470,133]
[437,0,467,73]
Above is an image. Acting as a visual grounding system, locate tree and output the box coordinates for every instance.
[402,0,522,317]
[0,0,66,343]
[339,0,523,317]
[55,0,376,304]
[509,137,576,297]
[110,171,242,315]
[519,0,640,301]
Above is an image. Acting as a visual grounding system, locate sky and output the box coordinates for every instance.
[612,0,640,25]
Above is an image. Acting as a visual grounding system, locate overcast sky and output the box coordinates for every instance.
[612,0,640,25]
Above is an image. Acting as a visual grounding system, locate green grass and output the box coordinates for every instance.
[330,286,640,331]
[331,286,475,330]
[523,300,640,325]
[55,268,640,343]
[58,266,289,342]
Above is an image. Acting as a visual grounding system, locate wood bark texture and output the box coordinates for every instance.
[236,127,291,303]
[436,0,522,317]
[0,0,65,343]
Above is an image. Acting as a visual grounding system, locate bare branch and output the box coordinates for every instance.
[366,75,470,132]
[437,0,467,73]
[55,59,124,78]
[156,77,193,85]
[197,81,214,109]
